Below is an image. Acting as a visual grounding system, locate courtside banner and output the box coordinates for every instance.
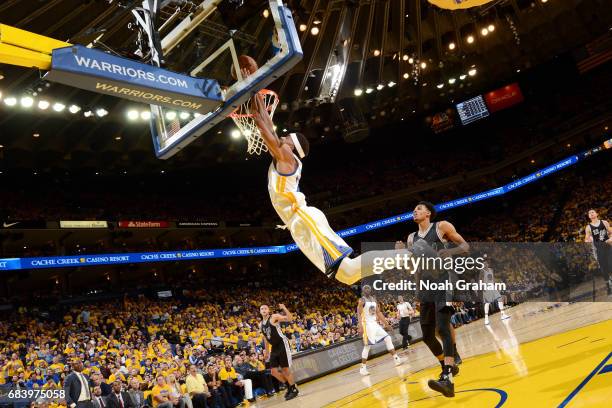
[117,221,170,228]
[45,46,223,113]
[2,246,288,271]
[60,220,108,228]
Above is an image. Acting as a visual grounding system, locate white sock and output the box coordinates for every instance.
[361,363,367,369]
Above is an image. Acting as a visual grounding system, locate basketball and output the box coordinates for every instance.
[231,54,259,80]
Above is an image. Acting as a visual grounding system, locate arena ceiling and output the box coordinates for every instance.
[0,0,610,172]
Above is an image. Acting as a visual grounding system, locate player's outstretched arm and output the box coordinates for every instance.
[271,303,293,324]
[438,221,470,256]
[252,92,284,160]
[584,225,593,243]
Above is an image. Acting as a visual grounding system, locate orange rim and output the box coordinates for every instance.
[229,89,279,118]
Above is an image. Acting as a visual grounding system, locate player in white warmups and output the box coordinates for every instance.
[358,285,404,375]
[480,261,509,325]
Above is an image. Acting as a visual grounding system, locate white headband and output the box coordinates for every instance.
[289,133,305,158]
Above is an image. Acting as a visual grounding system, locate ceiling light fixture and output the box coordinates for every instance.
[127,110,139,121]
[20,96,34,108]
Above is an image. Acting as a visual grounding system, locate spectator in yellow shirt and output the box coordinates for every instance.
[184,365,210,408]
[151,376,173,408]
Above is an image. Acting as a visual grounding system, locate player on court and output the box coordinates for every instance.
[584,209,612,295]
[480,261,510,325]
[400,201,468,398]
[259,303,299,401]
[397,295,415,349]
[251,91,409,285]
[358,285,404,376]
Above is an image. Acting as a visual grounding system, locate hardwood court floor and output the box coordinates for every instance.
[256,302,612,407]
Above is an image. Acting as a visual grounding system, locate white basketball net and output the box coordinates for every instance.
[230,89,279,155]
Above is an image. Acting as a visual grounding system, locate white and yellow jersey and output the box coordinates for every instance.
[267,156,353,275]
[360,297,389,345]
[267,156,306,225]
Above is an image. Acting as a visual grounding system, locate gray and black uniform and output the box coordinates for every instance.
[261,317,292,368]
[589,221,612,280]
[408,222,455,358]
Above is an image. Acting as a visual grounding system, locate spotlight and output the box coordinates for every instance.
[20,96,34,108]
[365,88,374,94]
[448,78,456,84]
[38,100,50,110]
[314,20,321,25]
[231,129,241,139]
[299,24,307,32]
[402,54,409,61]
[179,112,190,120]
[140,111,151,120]
[376,84,384,91]
[373,49,380,57]
[420,61,427,69]
[33,133,40,138]
[52,102,65,112]
[437,83,444,89]
[127,110,139,121]
[403,73,409,79]
[448,42,456,50]
[84,110,93,117]
[354,88,363,96]
[468,68,477,76]
[68,105,81,114]
[488,24,495,32]
[481,28,489,36]
[408,57,414,64]
[262,9,269,18]
[459,74,467,80]
[165,111,177,120]
[311,27,319,35]
[467,35,474,44]
[4,97,17,106]
[95,108,108,117]
[115,136,122,141]
[388,81,396,87]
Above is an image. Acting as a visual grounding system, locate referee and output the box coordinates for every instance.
[397,296,415,349]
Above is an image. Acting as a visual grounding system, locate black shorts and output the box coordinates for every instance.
[268,344,291,368]
[419,301,454,325]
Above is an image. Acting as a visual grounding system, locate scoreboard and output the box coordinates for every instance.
[456,95,489,125]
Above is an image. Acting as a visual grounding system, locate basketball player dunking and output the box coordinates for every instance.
[398,201,468,398]
[358,285,405,376]
[259,304,298,401]
[584,209,612,295]
[251,91,411,285]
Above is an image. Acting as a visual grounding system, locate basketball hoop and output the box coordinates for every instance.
[229,89,279,155]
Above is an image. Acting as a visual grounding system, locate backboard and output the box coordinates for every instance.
[134,0,302,159]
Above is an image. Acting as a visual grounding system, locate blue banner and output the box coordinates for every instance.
[0,153,584,272]
[45,46,222,113]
